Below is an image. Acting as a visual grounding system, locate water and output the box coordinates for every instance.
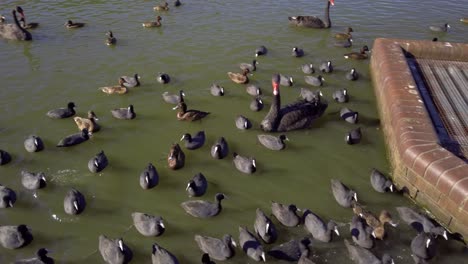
[1,0,467,263]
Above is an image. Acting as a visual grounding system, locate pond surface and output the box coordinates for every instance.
[0,0,467,263]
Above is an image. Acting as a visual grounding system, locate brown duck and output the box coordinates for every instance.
[227,69,249,84]
[353,203,397,240]
[100,78,128,94]
[344,45,369,60]
[167,143,185,170]
[334,27,353,40]
[73,111,100,134]
[143,16,162,27]
[154,2,169,11]
[173,102,210,121]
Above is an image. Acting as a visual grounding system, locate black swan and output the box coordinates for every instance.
[260,74,328,132]
[0,10,32,41]
[288,0,334,28]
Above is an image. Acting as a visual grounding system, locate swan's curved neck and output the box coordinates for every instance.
[324,1,332,28]
[12,10,31,39]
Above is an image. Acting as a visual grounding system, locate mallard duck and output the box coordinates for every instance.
[143,16,162,27]
[100,78,127,94]
[154,2,169,11]
[334,27,353,39]
[105,30,116,45]
[74,111,100,134]
[227,69,249,84]
[173,102,210,121]
[65,20,85,28]
[344,45,369,60]
[167,143,185,170]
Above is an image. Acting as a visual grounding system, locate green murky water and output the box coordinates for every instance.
[1,0,467,263]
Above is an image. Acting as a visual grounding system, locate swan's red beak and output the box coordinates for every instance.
[330,0,335,6]
[272,75,280,95]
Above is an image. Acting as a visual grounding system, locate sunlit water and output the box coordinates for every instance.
[0,0,467,263]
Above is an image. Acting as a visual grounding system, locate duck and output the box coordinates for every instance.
[304,75,324,86]
[180,193,225,218]
[235,115,252,129]
[261,74,328,132]
[210,84,225,96]
[279,74,293,86]
[63,188,86,215]
[268,238,312,262]
[210,137,229,159]
[143,16,162,27]
[56,128,90,147]
[292,47,304,57]
[180,130,205,150]
[131,212,165,237]
[319,61,333,73]
[238,226,266,262]
[24,135,44,152]
[65,20,85,28]
[157,72,171,84]
[461,18,468,23]
[246,84,262,96]
[344,239,393,264]
[301,63,315,74]
[257,134,288,150]
[0,10,32,41]
[74,111,100,134]
[100,78,128,94]
[340,107,359,124]
[331,179,358,208]
[411,233,437,264]
[334,37,353,48]
[300,88,322,103]
[288,0,335,28]
[0,185,16,208]
[186,172,207,197]
[139,163,159,189]
[194,234,236,261]
[271,201,301,227]
[303,209,339,242]
[333,88,349,103]
[46,102,76,119]
[162,90,185,104]
[352,204,397,240]
[14,247,54,264]
[121,73,140,88]
[254,208,278,244]
[98,235,132,264]
[370,168,394,193]
[88,151,108,173]
[151,242,179,264]
[111,104,136,119]
[233,152,256,174]
[105,30,116,45]
[396,207,448,240]
[350,215,375,249]
[173,102,210,121]
[346,127,362,145]
[167,143,185,170]
[346,68,358,80]
[344,45,370,60]
[227,69,249,84]
[429,23,450,32]
[0,225,33,249]
[335,27,353,39]
[240,59,258,72]
[21,170,46,190]
[0,150,12,165]
[255,45,267,57]
[250,96,264,111]
[154,2,170,11]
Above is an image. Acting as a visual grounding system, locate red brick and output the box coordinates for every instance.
[402,144,439,169]
[449,177,468,206]
[424,156,467,186]
[436,165,468,195]
[400,131,437,144]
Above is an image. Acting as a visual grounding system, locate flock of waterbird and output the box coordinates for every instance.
[1,0,466,263]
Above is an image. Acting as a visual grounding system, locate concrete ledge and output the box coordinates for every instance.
[370,38,468,241]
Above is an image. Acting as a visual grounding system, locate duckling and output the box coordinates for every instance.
[352,203,397,240]
[173,102,210,121]
[154,2,170,11]
[344,45,369,60]
[227,69,249,84]
[334,27,353,40]
[143,16,162,28]
[99,78,128,94]
[167,143,185,170]
[105,30,116,45]
[65,20,85,28]
[74,111,100,134]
